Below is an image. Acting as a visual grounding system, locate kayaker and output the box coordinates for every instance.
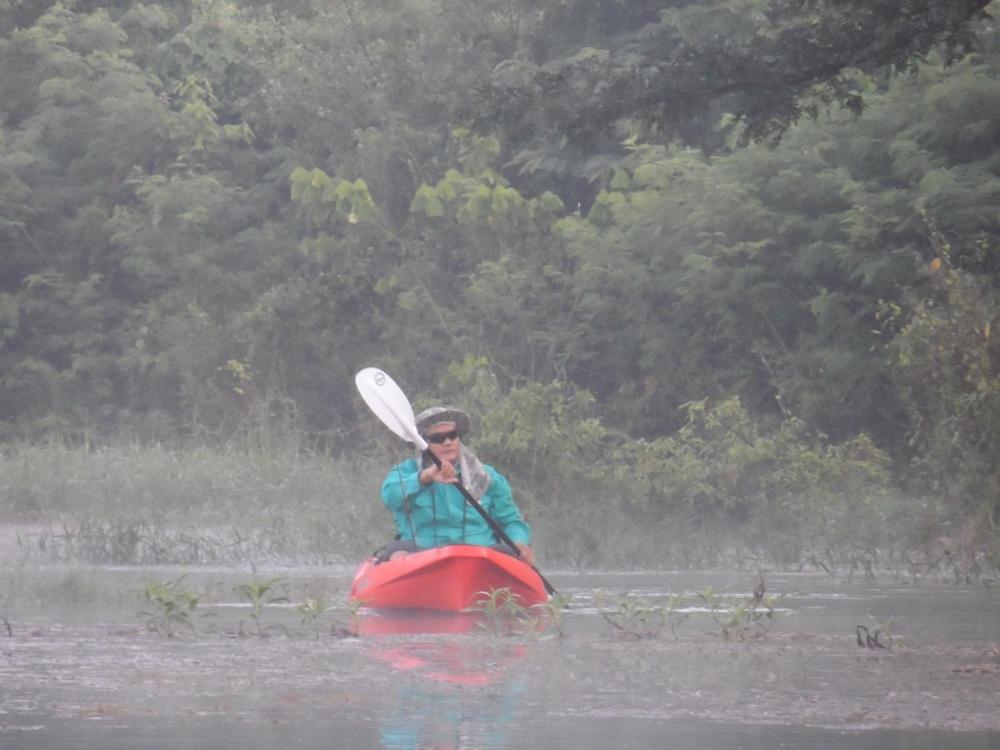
[377,406,535,565]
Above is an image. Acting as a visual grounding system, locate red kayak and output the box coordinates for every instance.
[349,544,548,612]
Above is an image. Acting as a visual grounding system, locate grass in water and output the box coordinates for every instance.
[0,442,388,565]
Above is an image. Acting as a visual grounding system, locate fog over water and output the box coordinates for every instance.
[2,1,999,747]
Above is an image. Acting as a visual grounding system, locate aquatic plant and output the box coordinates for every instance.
[298,593,361,639]
[473,587,533,636]
[235,577,288,637]
[662,593,691,639]
[527,591,574,638]
[138,576,199,638]
[4,440,996,575]
[697,584,781,641]
[335,597,363,638]
[295,594,362,638]
[598,593,668,640]
[296,594,331,639]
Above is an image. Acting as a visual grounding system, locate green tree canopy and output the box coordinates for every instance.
[468,0,992,184]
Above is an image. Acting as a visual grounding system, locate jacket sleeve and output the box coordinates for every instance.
[484,467,531,544]
[380,459,425,512]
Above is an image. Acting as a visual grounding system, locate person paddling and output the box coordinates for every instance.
[377,406,535,565]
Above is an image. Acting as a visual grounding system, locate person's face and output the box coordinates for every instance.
[425,421,461,463]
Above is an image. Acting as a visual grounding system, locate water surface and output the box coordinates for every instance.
[2,566,998,749]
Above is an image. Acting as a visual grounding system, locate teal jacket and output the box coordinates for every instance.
[380,458,531,549]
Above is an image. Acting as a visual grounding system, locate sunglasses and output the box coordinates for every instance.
[426,429,460,444]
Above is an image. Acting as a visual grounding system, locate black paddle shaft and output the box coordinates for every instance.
[422,449,557,596]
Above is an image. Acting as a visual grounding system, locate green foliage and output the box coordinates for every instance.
[888,226,1000,526]
[528,591,573,638]
[697,585,781,641]
[235,577,287,636]
[441,356,605,474]
[610,398,898,564]
[0,442,388,563]
[473,587,532,636]
[404,129,565,244]
[290,168,378,229]
[598,593,669,640]
[1,0,998,571]
[472,0,991,162]
[597,583,780,644]
[435,357,608,526]
[138,576,199,638]
[296,594,331,639]
[471,586,566,637]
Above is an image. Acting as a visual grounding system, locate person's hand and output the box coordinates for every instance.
[419,460,458,485]
[515,543,536,567]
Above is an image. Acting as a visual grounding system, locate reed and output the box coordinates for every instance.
[0,441,387,564]
[2,440,995,573]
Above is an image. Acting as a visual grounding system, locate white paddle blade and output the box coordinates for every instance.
[354,367,428,450]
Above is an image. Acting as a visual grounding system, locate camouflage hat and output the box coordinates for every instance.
[414,406,471,437]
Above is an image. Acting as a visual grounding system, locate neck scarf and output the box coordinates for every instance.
[418,444,492,500]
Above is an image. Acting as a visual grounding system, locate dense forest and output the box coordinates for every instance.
[1,0,998,568]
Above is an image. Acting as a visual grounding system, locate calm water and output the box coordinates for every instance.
[2,566,998,749]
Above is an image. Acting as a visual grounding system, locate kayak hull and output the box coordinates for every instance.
[349,544,548,612]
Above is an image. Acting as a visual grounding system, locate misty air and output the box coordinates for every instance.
[1,0,999,748]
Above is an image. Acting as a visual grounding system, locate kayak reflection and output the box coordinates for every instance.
[367,638,528,749]
[357,609,486,637]
[356,606,557,637]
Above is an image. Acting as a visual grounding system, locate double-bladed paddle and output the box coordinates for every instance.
[355,366,557,596]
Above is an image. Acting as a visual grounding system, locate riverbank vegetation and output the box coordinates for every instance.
[0,410,988,575]
[1,0,998,573]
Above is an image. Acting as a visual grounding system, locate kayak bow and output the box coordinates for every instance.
[349,545,548,612]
